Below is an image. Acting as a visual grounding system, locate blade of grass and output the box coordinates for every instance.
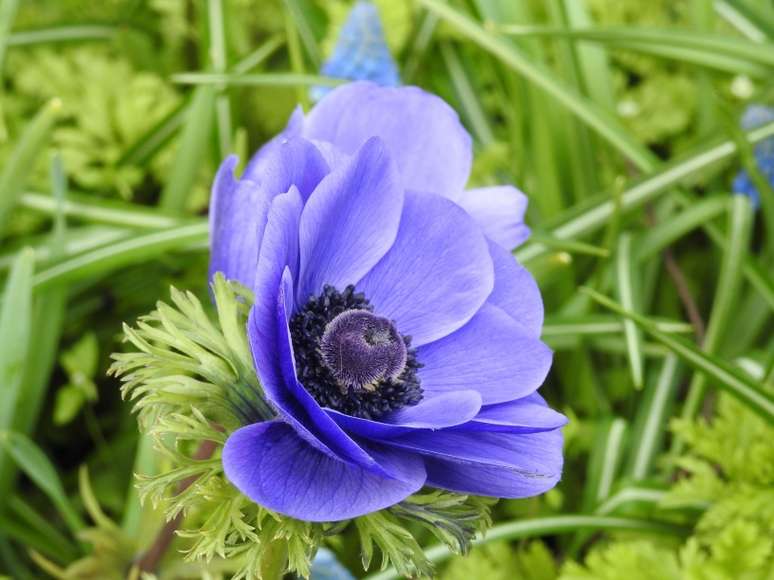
[13,155,69,440]
[637,197,677,309]
[584,417,628,509]
[440,41,495,146]
[527,76,567,220]
[0,536,33,579]
[284,6,309,110]
[582,287,774,422]
[2,496,79,563]
[615,233,644,389]
[208,0,232,159]
[20,190,189,229]
[515,119,774,263]
[171,72,343,87]
[691,0,717,138]
[530,231,610,258]
[675,192,774,310]
[551,337,679,358]
[496,25,774,69]
[542,315,693,337]
[561,0,615,110]
[569,415,628,557]
[121,433,156,536]
[232,35,284,75]
[208,0,228,86]
[0,0,19,71]
[0,0,17,144]
[0,432,85,535]
[545,0,600,201]
[572,39,770,77]
[627,354,681,481]
[402,10,439,83]
[32,222,208,290]
[418,0,655,170]
[365,515,689,580]
[681,195,755,421]
[766,344,774,387]
[635,196,728,261]
[723,289,772,358]
[0,98,60,235]
[0,248,34,500]
[159,86,215,212]
[281,0,322,67]
[718,0,774,39]
[483,0,569,220]
[0,226,129,272]
[6,25,117,47]
[595,486,671,516]
[0,513,65,564]
[715,0,769,41]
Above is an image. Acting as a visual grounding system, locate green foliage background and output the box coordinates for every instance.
[0,0,772,578]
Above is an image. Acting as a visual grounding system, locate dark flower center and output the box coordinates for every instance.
[289,285,422,419]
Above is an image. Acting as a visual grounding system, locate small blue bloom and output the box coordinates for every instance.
[210,82,564,522]
[311,1,400,102]
[733,104,774,208]
[311,548,355,580]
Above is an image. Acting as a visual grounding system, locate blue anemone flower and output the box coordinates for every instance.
[311,1,400,102]
[732,104,774,208]
[210,82,565,522]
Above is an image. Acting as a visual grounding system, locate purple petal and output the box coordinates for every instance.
[326,390,482,439]
[274,272,398,474]
[303,82,472,199]
[309,139,350,170]
[455,186,530,249]
[297,137,403,303]
[384,428,563,498]
[251,267,401,476]
[487,240,544,337]
[417,304,553,404]
[242,137,329,201]
[454,393,568,433]
[356,191,494,346]
[209,135,330,288]
[250,267,340,461]
[248,193,348,461]
[222,420,426,521]
[250,188,304,395]
[208,156,271,288]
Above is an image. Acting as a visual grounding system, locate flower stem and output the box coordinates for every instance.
[260,539,287,580]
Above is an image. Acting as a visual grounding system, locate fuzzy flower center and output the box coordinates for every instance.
[320,310,408,394]
[289,285,422,419]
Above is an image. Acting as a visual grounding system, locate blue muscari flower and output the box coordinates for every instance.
[311,1,400,102]
[311,548,355,580]
[732,104,774,208]
[209,82,564,521]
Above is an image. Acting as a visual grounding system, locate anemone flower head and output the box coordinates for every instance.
[210,81,566,522]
